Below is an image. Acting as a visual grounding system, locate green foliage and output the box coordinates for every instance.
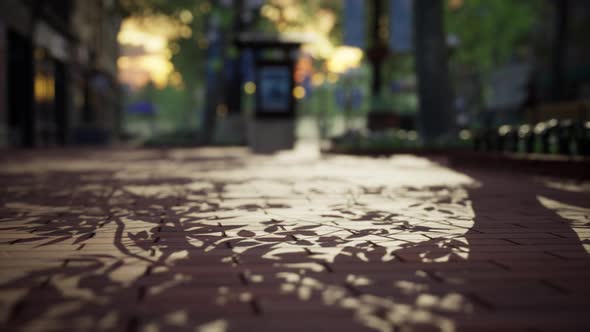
[127,84,194,128]
[445,0,544,72]
[257,0,343,52]
[121,0,212,132]
[153,86,196,128]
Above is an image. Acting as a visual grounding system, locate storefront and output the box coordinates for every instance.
[33,21,70,147]
[0,0,121,148]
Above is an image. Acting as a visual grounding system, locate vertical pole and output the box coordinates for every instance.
[413,0,453,144]
[370,0,383,97]
[228,0,243,115]
[201,2,223,144]
[551,0,568,102]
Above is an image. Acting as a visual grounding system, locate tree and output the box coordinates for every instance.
[414,0,454,144]
[445,0,543,72]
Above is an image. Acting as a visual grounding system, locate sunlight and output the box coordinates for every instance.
[326,46,364,74]
[117,16,182,89]
[196,319,228,332]
[0,148,482,332]
[538,195,590,253]
[539,178,590,193]
[261,1,338,60]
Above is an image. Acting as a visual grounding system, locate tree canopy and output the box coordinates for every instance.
[445,0,545,72]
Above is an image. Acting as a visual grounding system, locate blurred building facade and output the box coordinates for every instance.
[0,0,121,147]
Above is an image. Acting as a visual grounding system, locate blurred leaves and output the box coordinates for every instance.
[445,0,545,71]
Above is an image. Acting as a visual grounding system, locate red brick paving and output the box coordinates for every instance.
[0,147,589,332]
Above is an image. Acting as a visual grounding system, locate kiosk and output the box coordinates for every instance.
[237,34,303,153]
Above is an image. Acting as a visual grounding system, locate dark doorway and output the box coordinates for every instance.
[6,29,34,147]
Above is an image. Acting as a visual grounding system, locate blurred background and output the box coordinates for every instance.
[0,0,589,154]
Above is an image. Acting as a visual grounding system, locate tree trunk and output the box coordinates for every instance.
[413,0,453,144]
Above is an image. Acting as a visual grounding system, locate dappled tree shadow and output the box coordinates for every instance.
[0,149,589,331]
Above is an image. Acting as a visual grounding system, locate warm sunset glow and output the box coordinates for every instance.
[311,72,325,86]
[261,1,337,60]
[118,54,174,89]
[326,46,364,74]
[117,16,190,89]
[292,86,306,99]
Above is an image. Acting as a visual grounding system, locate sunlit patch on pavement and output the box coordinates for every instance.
[538,195,590,253]
[1,148,589,331]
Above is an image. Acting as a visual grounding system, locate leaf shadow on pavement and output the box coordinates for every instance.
[0,151,589,332]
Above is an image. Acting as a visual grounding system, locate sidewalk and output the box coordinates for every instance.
[0,146,589,332]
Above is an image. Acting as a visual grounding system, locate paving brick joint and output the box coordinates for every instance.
[0,147,589,332]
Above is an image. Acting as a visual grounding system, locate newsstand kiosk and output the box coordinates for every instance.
[237,34,303,153]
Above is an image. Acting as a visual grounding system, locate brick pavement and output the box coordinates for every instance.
[0,147,589,332]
